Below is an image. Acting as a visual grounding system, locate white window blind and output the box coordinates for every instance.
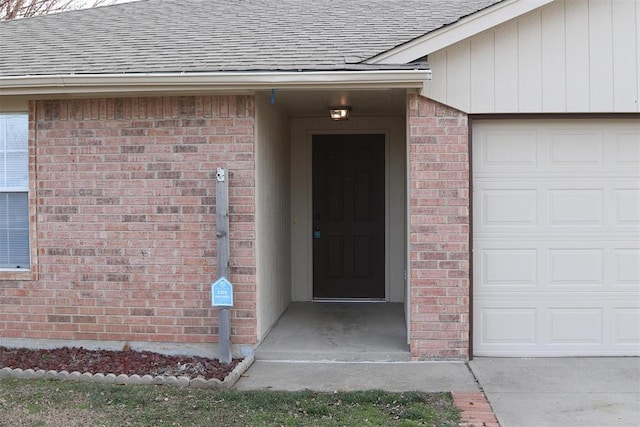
[0,114,29,269]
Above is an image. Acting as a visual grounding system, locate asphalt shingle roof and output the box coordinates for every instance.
[0,0,502,77]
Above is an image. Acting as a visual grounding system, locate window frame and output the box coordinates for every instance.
[0,111,33,277]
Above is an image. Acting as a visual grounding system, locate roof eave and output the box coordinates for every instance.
[366,0,555,64]
[0,70,432,97]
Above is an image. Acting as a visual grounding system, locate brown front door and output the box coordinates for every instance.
[312,134,385,299]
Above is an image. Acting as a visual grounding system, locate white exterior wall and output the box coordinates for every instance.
[423,0,640,114]
[255,95,292,339]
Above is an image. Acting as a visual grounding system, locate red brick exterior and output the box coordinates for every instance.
[407,94,470,360]
[0,96,257,349]
[1,92,471,361]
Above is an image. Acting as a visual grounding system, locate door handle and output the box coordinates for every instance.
[313,214,321,238]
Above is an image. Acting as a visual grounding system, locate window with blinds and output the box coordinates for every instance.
[0,114,29,269]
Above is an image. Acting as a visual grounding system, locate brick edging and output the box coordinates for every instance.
[452,391,500,427]
[0,354,255,389]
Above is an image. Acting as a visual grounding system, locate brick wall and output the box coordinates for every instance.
[0,95,257,350]
[407,94,470,360]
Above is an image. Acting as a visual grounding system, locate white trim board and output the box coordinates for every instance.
[0,70,431,97]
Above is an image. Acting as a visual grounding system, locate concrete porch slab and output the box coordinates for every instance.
[255,302,410,362]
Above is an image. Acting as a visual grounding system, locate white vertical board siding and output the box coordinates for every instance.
[564,0,591,111]
[541,0,566,111]
[517,11,542,112]
[588,0,614,111]
[493,21,519,112]
[447,40,472,113]
[473,119,640,356]
[428,50,448,102]
[613,0,639,111]
[471,31,495,112]
[423,0,640,113]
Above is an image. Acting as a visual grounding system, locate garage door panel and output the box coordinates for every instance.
[616,133,640,165]
[547,308,603,344]
[482,248,537,286]
[481,130,538,167]
[550,131,604,166]
[480,307,537,344]
[615,188,640,225]
[549,189,603,226]
[613,308,640,344]
[475,181,636,233]
[616,249,640,285]
[479,188,538,227]
[475,300,640,356]
[473,119,640,356]
[548,249,604,285]
[474,120,640,173]
[475,234,639,293]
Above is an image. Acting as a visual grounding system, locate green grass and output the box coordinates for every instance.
[0,379,460,426]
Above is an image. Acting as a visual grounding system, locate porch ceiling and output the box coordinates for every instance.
[257,89,408,117]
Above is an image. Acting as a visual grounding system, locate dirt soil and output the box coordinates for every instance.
[0,346,241,381]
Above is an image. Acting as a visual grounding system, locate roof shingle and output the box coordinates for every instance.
[0,0,502,76]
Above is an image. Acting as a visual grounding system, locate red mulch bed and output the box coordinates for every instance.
[0,346,241,381]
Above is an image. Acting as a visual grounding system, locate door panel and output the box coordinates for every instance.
[313,134,385,299]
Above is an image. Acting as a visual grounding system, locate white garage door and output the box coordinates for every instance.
[473,119,640,356]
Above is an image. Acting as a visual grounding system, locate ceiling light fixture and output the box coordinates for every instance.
[328,106,352,121]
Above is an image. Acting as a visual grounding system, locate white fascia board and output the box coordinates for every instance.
[367,0,555,64]
[0,70,431,96]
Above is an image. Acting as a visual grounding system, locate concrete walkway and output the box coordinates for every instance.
[469,357,640,427]
[233,360,497,425]
[234,357,640,426]
[234,360,479,392]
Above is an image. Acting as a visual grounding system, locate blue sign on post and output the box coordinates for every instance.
[211,277,233,307]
